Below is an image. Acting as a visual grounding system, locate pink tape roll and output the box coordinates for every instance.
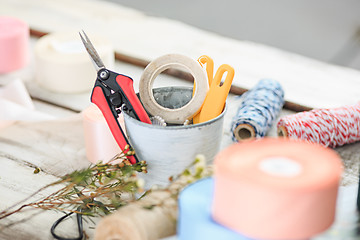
[82,104,123,164]
[0,16,29,73]
[213,138,343,240]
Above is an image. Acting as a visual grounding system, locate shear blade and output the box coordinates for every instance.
[79,30,106,71]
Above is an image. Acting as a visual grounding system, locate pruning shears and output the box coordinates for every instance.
[79,31,151,164]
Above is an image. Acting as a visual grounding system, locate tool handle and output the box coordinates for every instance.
[195,64,234,123]
[91,86,137,164]
[198,55,214,85]
[115,75,151,124]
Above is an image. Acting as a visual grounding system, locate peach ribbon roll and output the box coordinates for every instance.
[213,138,343,240]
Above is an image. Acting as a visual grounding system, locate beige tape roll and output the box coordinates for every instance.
[139,54,208,124]
[34,31,114,93]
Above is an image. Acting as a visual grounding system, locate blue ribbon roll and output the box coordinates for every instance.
[177,178,252,240]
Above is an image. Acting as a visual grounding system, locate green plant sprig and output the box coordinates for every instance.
[0,146,147,220]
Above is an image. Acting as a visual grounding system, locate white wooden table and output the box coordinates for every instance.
[1,1,360,239]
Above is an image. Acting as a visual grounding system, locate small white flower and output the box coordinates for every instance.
[136,178,145,189]
[194,154,206,169]
[183,174,195,184]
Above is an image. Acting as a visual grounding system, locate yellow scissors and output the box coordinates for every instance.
[193,55,234,124]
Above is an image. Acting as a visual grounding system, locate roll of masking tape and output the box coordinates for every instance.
[0,16,29,73]
[213,138,343,240]
[82,104,122,164]
[34,31,114,93]
[139,54,208,124]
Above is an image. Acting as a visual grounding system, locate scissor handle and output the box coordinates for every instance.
[91,86,138,164]
[115,74,151,124]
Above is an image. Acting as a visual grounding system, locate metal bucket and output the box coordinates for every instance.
[123,87,225,188]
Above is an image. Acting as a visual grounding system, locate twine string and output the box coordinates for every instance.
[277,103,360,148]
[231,79,285,141]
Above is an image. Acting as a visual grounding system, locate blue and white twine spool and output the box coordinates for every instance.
[231,79,285,141]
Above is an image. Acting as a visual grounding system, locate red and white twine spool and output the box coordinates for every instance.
[277,103,360,148]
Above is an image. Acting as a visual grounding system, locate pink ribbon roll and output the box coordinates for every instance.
[82,104,123,164]
[0,16,29,73]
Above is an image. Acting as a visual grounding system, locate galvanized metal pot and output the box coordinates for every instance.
[123,87,225,188]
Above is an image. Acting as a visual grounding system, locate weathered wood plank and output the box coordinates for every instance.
[0,93,359,239]
[0,156,99,240]
[0,116,90,177]
[0,1,359,239]
[2,0,360,109]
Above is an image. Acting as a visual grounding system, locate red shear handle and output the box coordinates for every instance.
[115,75,151,124]
[91,86,137,164]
